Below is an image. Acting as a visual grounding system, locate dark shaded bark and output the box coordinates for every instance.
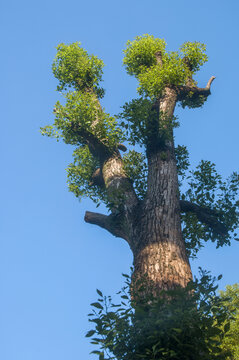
[85,211,128,240]
[129,87,192,296]
[176,76,216,102]
[83,78,220,299]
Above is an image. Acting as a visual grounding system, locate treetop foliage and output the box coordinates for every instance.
[42,34,239,360]
[41,36,239,257]
[123,35,208,99]
[52,42,105,96]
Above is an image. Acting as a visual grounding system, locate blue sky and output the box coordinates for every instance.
[1,0,239,359]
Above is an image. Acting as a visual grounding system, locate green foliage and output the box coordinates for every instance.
[219,284,239,359]
[67,145,106,205]
[180,42,208,72]
[174,145,190,182]
[41,91,123,149]
[118,97,157,147]
[118,97,179,149]
[87,271,231,360]
[123,35,166,76]
[180,93,207,109]
[122,151,147,199]
[52,42,104,96]
[181,160,239,257]
[43,39,239,256]
[137,52,191,99]
[123,35,207,101]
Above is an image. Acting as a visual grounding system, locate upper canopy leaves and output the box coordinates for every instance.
[180,41,208,72]
[123,34,208,99]
[123,35,166,76]
[42,38,239,257]
[52,42,105,97]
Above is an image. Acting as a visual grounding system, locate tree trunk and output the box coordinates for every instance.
[129,88,192,298]
[130,149,192,297]
[85,87,194,299]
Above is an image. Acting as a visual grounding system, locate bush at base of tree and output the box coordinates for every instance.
[219,284,239,359]
[86,270,233,360]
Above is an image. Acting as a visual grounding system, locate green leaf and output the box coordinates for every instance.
[90,302,104,310]
[85,329,96,337]
[96,289,103,297]
[224,322,230,333]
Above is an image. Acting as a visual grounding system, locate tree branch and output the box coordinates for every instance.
[180,200,227,235]
[70,121,112,161]
[205,76,216,90]
[118,143,127,152]
[155,51,163,66]
[84,211,128,240]
[176,76,216,101]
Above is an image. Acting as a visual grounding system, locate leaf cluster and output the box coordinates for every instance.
[122,150,147,200]
[219,284,239,359]
[52,42,104,96]
[86,270,232,360]
[181,160,239,257]
[67,145,106,205]
[41,91,123,149]
[123,35,208,100]
[123,35,166,76]
[174,145,190,182]
[137,52,191,99]
[118,97,179,149]
[180,42,208,72]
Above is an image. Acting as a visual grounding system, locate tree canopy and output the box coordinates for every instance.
[42,35,239,360]
[41,35,239,259]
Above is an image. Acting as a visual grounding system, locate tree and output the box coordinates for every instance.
[41,35,239,299]
[219,284,239,359]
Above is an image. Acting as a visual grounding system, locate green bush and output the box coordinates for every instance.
[87,270,232,360]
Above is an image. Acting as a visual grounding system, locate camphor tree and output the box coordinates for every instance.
[42,35,239,298]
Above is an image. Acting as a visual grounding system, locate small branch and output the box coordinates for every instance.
[176,75,216,101]
[180,200,227,235]
[182,57,194,86]
[70,121,112,161]
[155,51,163,66]
[118,143,127,152]
[84,211,128,240]
[205,76,216,90]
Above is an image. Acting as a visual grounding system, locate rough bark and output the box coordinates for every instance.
[85,211,128,240]
[130,152,192,295]
[83,80,218,299]
[129,88,192,296]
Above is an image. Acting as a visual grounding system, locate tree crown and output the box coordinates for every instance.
[123,34,208,98]
[41,36,239,257]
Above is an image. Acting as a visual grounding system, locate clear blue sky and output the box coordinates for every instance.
[1,0,239,359]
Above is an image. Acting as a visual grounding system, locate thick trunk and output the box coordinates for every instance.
[85,87,194,299]
[130,149,192,297]
[130,88,192,297]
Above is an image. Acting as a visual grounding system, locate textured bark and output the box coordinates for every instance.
[129,89,193,296]
[176,76,216,102]
[85,211,128,240]
[130,150,192,295]
[102,153,138,213]
[83,82,218,300]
